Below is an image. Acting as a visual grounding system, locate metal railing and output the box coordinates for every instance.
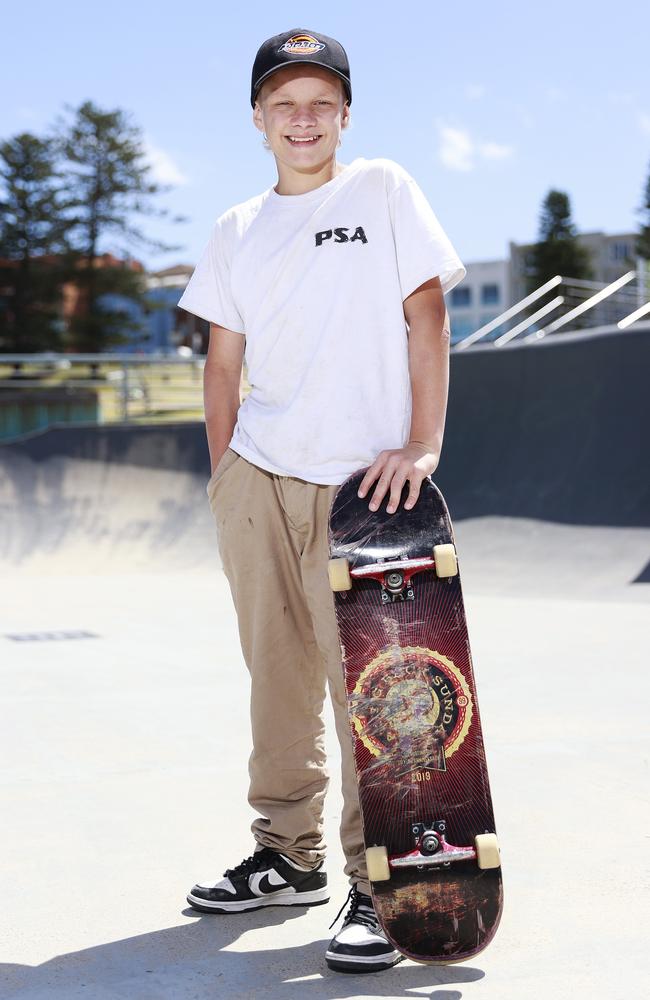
[455,266,649,350]
[0,353,214,438]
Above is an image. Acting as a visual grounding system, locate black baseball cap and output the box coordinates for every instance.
[251,29,352,107]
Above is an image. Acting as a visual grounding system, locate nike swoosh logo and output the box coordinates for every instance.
[251,872,292,896]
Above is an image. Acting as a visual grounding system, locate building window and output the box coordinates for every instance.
[449,317,475,344]
[610,242,631,261]
[451,286,471,307]
[481,284,500,305]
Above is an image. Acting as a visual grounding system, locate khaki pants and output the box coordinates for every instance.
[206,448,369,894]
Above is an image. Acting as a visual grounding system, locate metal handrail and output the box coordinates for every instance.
[495,297,564,347]
[524,270,636,342]
[455,269,648,350]
[619,301,650,329]
[455,276,563,350]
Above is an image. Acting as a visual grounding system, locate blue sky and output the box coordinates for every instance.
[2,0,649,271]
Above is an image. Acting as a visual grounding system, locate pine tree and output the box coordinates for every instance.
[529,190,594,289]
[0,132,70,351]
[54,100,184,352]
[525,190,594,330]
[635,165,650,260]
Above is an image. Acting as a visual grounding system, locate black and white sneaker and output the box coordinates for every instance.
[325,886,403,973]
[187,846,329,913]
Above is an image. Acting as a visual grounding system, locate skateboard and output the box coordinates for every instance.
[328,468,503,963]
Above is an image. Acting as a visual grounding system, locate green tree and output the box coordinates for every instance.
[635,163,650,259]
[635,164,650,303]
[522,190,595,331]
[527,189,594,298]
[54,100,184,352]
[0,132,70,351]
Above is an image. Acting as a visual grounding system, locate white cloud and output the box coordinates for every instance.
[143,137,188,185]
[638,111,650,136]
[478,141,515,160]
[465,83,486,101]
[438,125,474,172]
[437,121,514,171]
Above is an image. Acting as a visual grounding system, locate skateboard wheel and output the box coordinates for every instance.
[433,543,458,578]
[366,845,390,882]
[475,833,500,870]
[328,557,352,592]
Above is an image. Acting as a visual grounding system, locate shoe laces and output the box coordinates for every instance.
[224,847,276,880]
[329,885,378,931]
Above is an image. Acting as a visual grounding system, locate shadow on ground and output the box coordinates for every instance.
[2,905,484,999]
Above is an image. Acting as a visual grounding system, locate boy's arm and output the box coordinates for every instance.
[357,276,449,513]
[203,323,245,474]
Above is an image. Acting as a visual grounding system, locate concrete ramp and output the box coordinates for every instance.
[0,424,214,573]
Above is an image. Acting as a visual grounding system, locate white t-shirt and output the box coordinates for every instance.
[178,157,466,485]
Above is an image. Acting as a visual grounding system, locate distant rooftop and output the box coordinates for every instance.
[147,264,194,289]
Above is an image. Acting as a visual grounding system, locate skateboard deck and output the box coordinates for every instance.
[328,469,503,963]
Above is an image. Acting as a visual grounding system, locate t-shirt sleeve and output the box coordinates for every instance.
[389,177,466,300]
[177,220,244,333]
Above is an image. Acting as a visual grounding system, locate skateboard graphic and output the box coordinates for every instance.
[328,469,503,963]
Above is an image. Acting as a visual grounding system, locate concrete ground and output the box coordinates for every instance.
[1,510,649,1000]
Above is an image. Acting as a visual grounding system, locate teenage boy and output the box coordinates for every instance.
[178,28,466,974]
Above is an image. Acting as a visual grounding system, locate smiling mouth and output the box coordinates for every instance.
[285,135,322,145]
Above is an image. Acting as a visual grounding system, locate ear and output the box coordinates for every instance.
[252,103,265,133]
[341,102,351,129]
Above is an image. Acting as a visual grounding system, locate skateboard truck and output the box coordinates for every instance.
[391,820,476,869]
[381,567,416,603]
[328,545,459,601]
[346,557,434,603]
[365,821,500,882]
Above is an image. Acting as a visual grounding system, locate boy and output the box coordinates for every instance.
[178,28,466,974]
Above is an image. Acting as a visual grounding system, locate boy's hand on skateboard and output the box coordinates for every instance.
[357,442,440,514]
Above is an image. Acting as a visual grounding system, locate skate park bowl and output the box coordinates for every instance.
[1,324,648,999]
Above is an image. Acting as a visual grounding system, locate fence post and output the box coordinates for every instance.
[121,360,129,422]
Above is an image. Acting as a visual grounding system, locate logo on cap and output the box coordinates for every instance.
[279,34,326,56]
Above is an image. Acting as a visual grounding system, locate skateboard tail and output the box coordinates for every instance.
[370,867,504,964]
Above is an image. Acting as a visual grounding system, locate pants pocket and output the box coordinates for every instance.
[206,447,240,498]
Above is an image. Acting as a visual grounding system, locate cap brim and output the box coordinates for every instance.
[251,62,351,106]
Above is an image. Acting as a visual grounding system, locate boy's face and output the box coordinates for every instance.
[253,66,350,173]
